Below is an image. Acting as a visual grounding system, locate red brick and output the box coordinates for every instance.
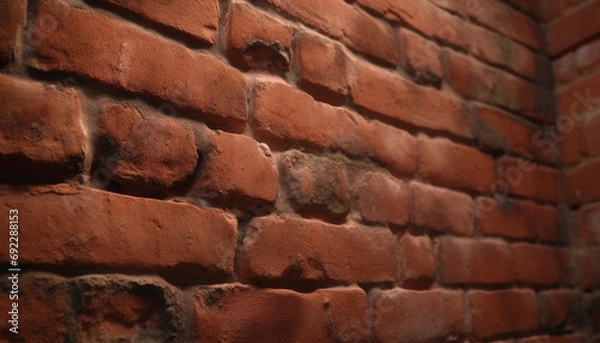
[0,0,26,64]
[226,2,292,72]
[96,0,218,44]
[560,118,583,166]
[476,197,537,240]
[558,248,576,287]
[196,132,278,207]
[238,215,396,284]
[445,50,553,123]
[94,103,198,197]
[577,247,600,289]
[536,204,562,243]
[0,274,68,342]
[398,29,443,86]
[575,38,600,72]
[469,289,540,340]
[584,112,600,157]
[252,80,417,176]
[372,289,465,343]
[411,182,475,236]
[469,23,537,81]
[397,234,435,289]
[553,53,576,85]
[567,158,600,206]
[194,284,369,343]
[418,136,495,192]
[474,103,555,164]
[540,290,574,331]
[556,72,600,117]
[547,0,600,56]
[0,185,238,281]
[354,172,409,226]
[513,243,561,286]
[30,0,247,130]
[353,61,472,139]
[278,150,350,220]
[497,156,561,204]
[295,32,350,105]
[263,0,396,64]
[358,0,469,50]
[72,275,181,342]
[527,0,573,23]
[464,0,543,50]
[0,74,85,183]
[576,203,600,245]
[437,237,514,285]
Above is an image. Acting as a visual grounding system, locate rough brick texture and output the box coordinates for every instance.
[2,0,599,341]
[0,74,86,182]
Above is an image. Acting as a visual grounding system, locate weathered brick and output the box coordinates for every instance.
[567,158,600,206]
[418,136,495,192]
[540,290,574,332]
[547,0,600,56]
[0,0,26,64]
[295,32,350,105]
[278,150,350,221]
[30,0,247,130]
[536,204,562,243]
[397,234,435,289]
[96,0,218,44]
[584,112,600,157]
[429,0,543,49]
[560,119,583,166]
[398,29,443,87]
[0,273,68,342]
[0,74,85,183]
[263,0,396,64]
[497,156,561,204]
[556,71,600,117]
[226,1,292,72]
[553,53,576,85]
[354,172,409,226]
[469,289,540,340]
[252,80,417,176]
[71,275,182,342]
[437,237,514,285]
[469,23,537,81]
[464,0,543,50]
[576,203,600,245]
[196,132,278,207]
[358,0,469,50]
[576,247,600,290]
[94,102,198,197]
[445,49,553,123]
[0,185,238,281]
[238,215,396,284]
[411,182,475,236]
[353,61,472,139]
[372,289,465,343]
[575,38,600,72]
[513,243,561,286]
[474,104,554,163]
[194,284,369,343]
[476,197,538,240]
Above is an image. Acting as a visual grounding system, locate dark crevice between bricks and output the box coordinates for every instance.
[0,153,85,185]
[242,40,290,73]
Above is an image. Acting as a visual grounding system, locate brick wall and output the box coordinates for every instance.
[0,0,598,342]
